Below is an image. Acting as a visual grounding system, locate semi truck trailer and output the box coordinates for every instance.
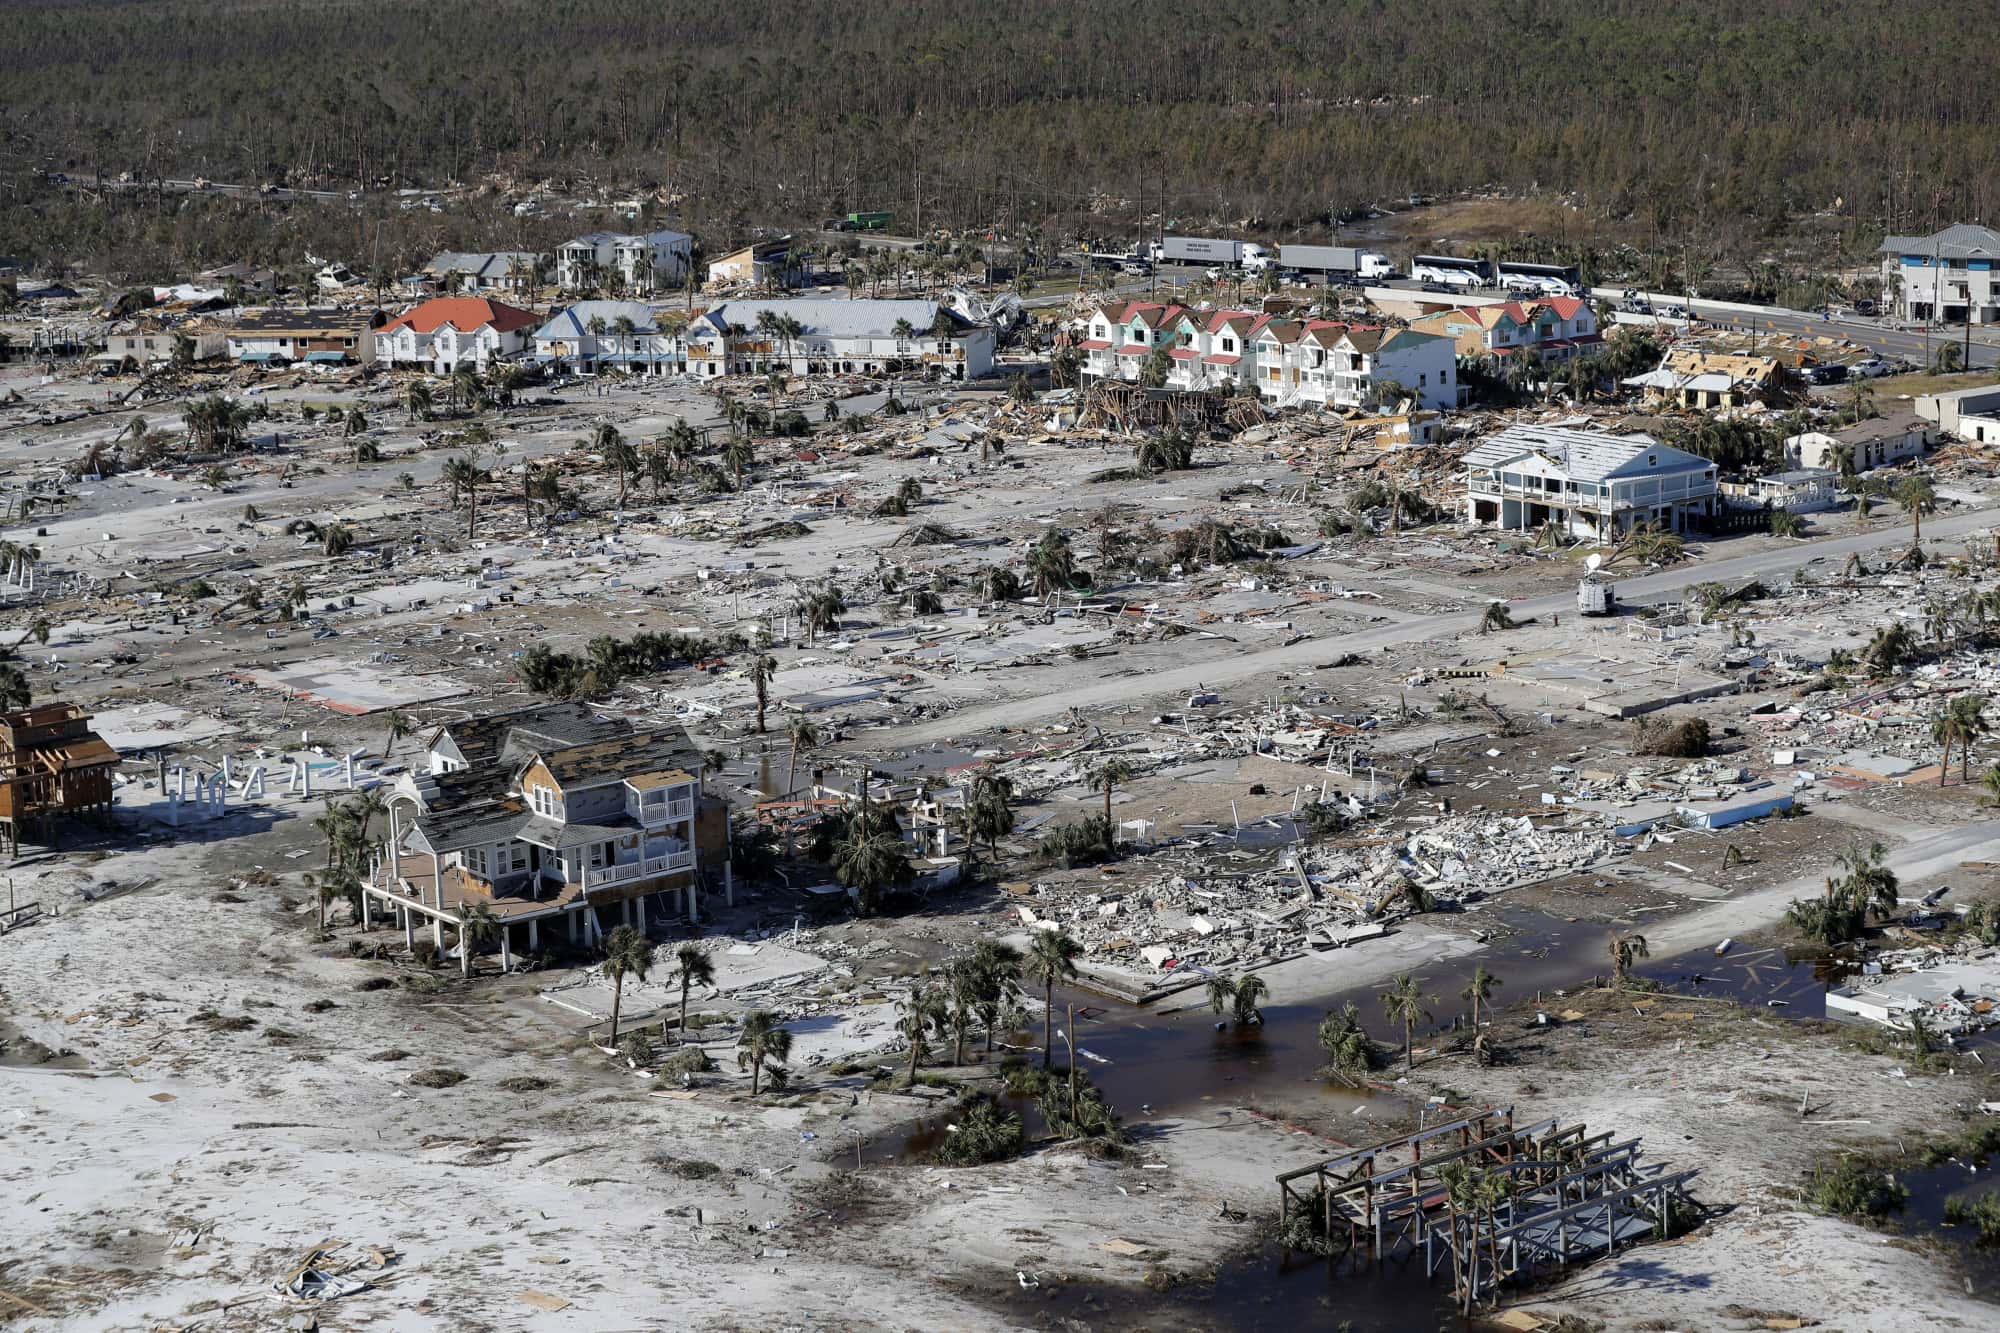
[1277,244,1395,281]
[1147,236,1272,272]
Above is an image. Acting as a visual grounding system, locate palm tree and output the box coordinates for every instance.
[806,586,847,641]
[723,436,755,488]
[830,786,913,915]
[964,767,1015,860]
[0,662,26,711]
[1479,602,1515,634]
[381,711,413,760]
[736,1010,793,1095]
[970,940,1022,1055]
[601,924,654,1047]
[1980,764,2000,808]
[1205,974,1239,1019]
[1232,974,1269,1025]
[1025,928,1082,1069]
[1026,531,1076,598]
[321,523,353,557]
[749,654,778,733]
[1862,622,1916,678]
[528,463,561,532]
[458,902,500,974]
[438,454,480,536]
[404,380,433,423]
[700,749,727,798]
[1378,972,1434,1073]
[643,445,672,501]
[786,717,819,794]
[1609,932,1650,984]
[595,422,637,507]
[1894,474,1937,553]
[943,959,982,1065]
[898,969,947,1083]
[673,941,715,1040]
[450,365,484,414]
[1089,758,1133,835]
[1932,693,1988,784]
[981,567,1022,604]
[1460,964,1502,1032]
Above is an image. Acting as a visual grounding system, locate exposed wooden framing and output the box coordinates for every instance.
[1276,1110,1698,1311]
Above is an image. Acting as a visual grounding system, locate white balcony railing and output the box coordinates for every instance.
[583,850,695,888]
[629,797,696,825]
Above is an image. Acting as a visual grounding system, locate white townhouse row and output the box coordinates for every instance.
[1076,301,1460,411]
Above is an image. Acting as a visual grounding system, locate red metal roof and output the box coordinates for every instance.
[1167,347,1201,360]
[1115,343,1148,355]
[1078,338,1113,351]
[1202,353,1242,365]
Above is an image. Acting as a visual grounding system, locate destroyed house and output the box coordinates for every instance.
[0,703,119,853]
[1622,349,1783,409]
[372,729,718,959]
[1464,425,1717,538]
[422,702,634,775]
[224,308,381,365]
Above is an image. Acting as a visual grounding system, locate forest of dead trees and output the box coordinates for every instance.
[1,0,1995,277]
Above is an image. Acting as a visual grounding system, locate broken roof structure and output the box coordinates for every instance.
[422,702,634,776]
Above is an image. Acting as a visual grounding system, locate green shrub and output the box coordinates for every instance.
[930,1094,1025,1167]
[1809,1158,1906,1219]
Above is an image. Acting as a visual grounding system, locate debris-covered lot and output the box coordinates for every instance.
[7,318,2000,1331]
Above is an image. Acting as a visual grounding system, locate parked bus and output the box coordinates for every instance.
[1496,260,1581,297]
[1410,254,1493,289]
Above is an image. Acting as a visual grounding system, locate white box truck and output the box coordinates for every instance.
[1148,236,1272,272]
[1278,244,1394,281]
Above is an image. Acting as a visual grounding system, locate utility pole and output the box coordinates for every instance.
[1062,1003,1079,1124]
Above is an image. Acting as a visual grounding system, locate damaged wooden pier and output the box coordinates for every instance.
[1275,1106,1700,1310]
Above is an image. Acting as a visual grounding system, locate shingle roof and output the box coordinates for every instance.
[227,307,376,334]
[1879,224,2000,260]
[426,703,631,771]
[378,297,539,336]
[1462,425,1710,482]
[529,728,699,791]
[702,298,976,339]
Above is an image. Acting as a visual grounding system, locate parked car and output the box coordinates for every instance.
[1806,363,1849,385]
[1853,299,1879,317]
[1119,258,1153,276]
[1850,357,1896,379]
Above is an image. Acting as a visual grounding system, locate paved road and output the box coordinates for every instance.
[1701,308,2000,370]
[892,504,1997,745]
[1647,817,2000,958]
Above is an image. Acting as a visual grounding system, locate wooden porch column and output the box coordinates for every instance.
[635,895,646,934]
[500,926,513,973]
[402,906,414,950]
[528,918,540,952]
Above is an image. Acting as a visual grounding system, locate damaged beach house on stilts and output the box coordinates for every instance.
[364,706,729,970]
